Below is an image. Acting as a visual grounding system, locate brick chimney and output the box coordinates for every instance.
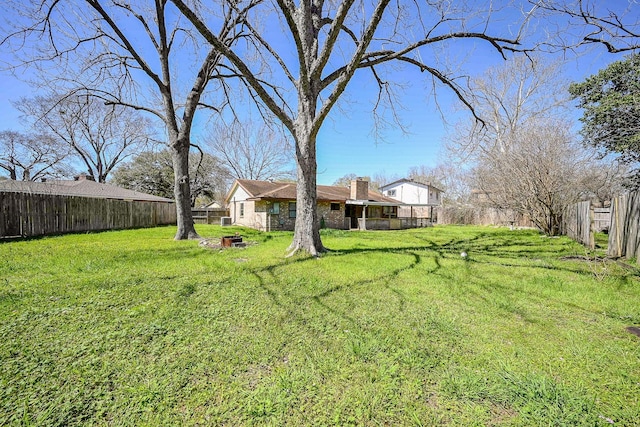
[350,178,369,200]
[74,173,95,181]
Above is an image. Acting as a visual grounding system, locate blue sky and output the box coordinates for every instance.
[314,46,625,184]
[0,2,636,186]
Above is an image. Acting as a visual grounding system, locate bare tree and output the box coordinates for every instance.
[172,0,639,255]
[447,54,629,232]
[170,0,544,255]
[446,56,572,160]
[530,0,640,54]
[0,130,69,180]
[2,0,258,239]
[372,171,402,189]
[207,120,295,181]
[576,160,630,205]
[473,120,595,235]
[15,95,152,183]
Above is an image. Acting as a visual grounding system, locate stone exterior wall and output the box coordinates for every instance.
[231,199,428,231]
[246,200,350,231]
[234,200,297,231]
[318,201,349,230]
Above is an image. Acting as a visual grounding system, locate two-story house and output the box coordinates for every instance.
[379,178,443,221]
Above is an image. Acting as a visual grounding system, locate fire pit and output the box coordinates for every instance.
[221,235,243,247]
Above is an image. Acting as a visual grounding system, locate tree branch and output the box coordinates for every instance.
[170,0,295,133]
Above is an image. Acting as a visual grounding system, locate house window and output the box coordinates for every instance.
[387,189,396,197]
[270,202,280,214]
[239,202,244,218]
[383,206,397,218]
[289,202,296,218]
[331,203,340,211]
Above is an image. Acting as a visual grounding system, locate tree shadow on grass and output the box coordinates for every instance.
[243,229,638,351]
[247,247,433,339]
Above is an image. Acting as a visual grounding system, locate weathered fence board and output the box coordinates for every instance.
[563,201,594,249]
[0,191,176,238]
[191,208,229,225]
[593,207,611,232]
[608,191,640,262]
[437,206,534,228]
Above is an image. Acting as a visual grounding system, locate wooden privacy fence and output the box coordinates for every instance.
[437,206,534,228]
[1,191,176,238]
[563,201,595,249]
[191,208,229,225]
[593,208,612,232]
[608,191,640,262]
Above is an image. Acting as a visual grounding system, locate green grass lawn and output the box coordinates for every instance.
[1,225,639,426]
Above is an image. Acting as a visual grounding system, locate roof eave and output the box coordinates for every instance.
[346,200,402,207]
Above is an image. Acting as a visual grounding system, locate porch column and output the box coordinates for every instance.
[361,204,367,230]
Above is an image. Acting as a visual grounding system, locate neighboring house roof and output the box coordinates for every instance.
[0,178,174,203]
[380,178,444,193]
[203,201,223,209]
[226,179,399,204]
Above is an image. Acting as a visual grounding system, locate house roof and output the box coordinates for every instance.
[0,178,174,203]
[380,178,444,193]
[226,179,399,204]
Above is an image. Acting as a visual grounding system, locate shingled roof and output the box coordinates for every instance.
[227,179,398,204]
[0,178,174,203]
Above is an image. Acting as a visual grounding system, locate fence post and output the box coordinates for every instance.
[588,204,595,250]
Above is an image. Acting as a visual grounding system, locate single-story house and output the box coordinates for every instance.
[202,201,223,209]
[379,178,443,220]
[225,178,419,231]
[0,173,174,203]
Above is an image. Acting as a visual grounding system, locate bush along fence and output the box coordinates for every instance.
[608,191,640,262]
[1,191,176,238]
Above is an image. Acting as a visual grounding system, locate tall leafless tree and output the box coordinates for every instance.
[446,56,572,161]
[448,54,629,232]
[207,120,295,181]
[171,0,536,255]
[474,120,597,235]
[0,130,69,181]
[15,95,151,183]
[171,0,639,255]
[1,0,259,239]
[530,0,640,54]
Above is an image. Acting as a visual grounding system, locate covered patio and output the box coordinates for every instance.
[345,200,435,230]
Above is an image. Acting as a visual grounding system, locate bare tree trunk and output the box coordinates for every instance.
[171,138,199,240]
[288,124,324,256]
[285,89,326,256]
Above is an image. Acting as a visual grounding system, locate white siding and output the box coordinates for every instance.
[382,181,441,205]
[229,186,251,202]
[228,186,252,225]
